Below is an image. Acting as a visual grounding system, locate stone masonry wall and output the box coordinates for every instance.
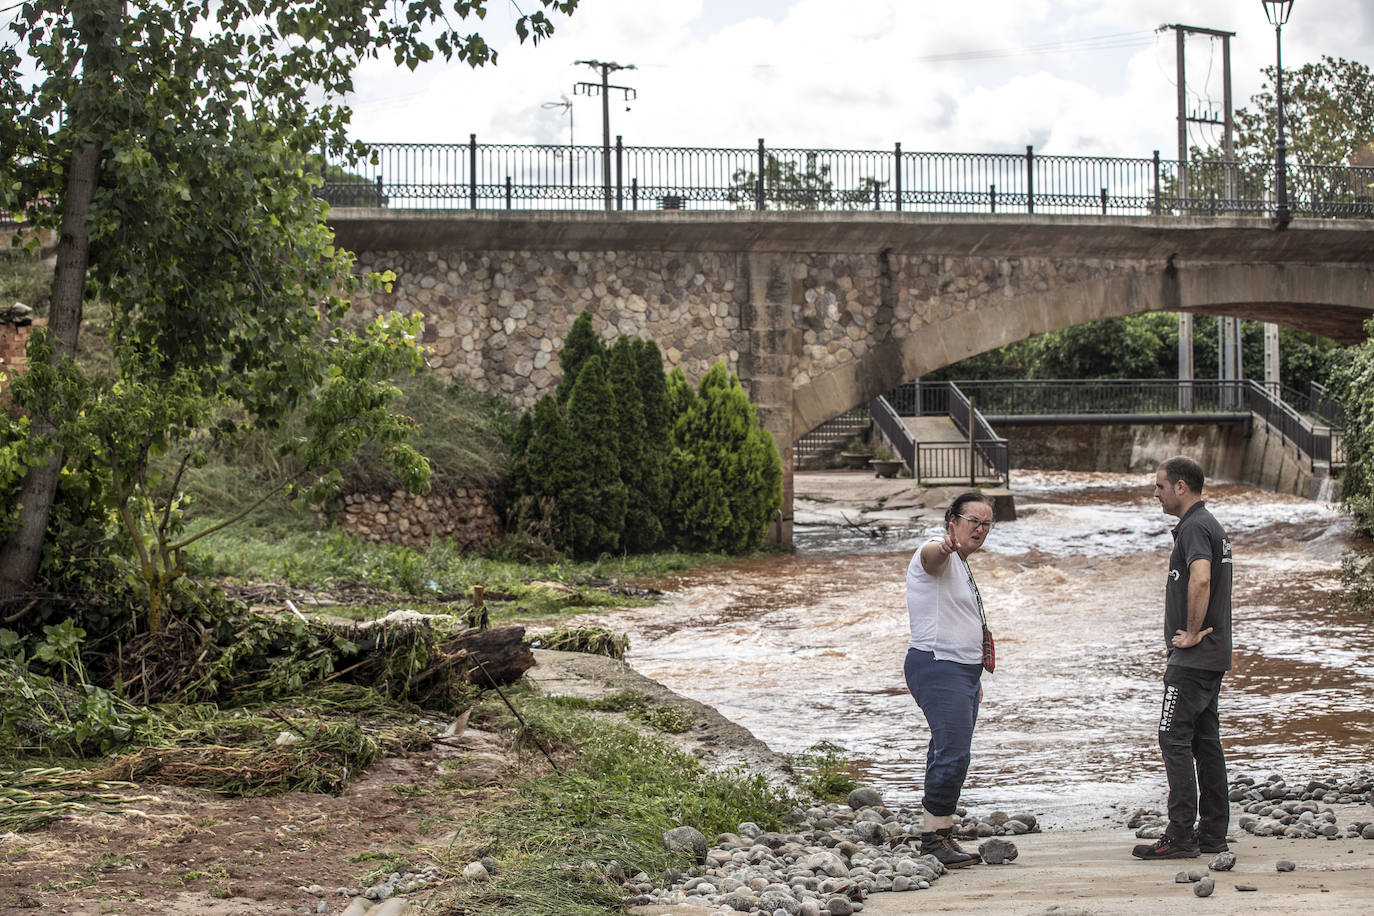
[334,484,501,551]
[349,248,1142,413]
[351,249,749,408]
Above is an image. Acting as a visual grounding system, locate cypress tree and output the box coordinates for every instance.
[504,408,535,522]
[633,338,670,444]
[632,338,671,549]
[667,363,782,553]
[562,355,628,558]
[555,310,606,406]
[609,338,663,551]
[515,394,575,545]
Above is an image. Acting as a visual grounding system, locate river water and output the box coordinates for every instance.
[576,471,1374,826]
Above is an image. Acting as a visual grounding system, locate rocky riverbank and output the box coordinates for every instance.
[524,649,1374,916]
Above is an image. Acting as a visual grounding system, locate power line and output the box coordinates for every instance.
[912,29,1157,64]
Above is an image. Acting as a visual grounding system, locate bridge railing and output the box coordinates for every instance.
[321,138,1374,219]
[953,378,1259,415]
[869,395,915,475]
[945,378,1340,471]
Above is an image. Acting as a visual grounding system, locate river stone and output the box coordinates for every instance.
[847,787,884,810]
[1194,876,1215,897]
[739,821,764,839]
[1362,824,1374,839]
[720,890,756,911]
[854,820,883,842]
[826,896,854,916]
[978,838,1018,865]
[798,902,823,916]
[1276,859,1296,872]
[1174,871,1192,883]
[805,852,850,878]
[1209,851,1237,871]
[662,826,709,862]
[1236,884,1258,891]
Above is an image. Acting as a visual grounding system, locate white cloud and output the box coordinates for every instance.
[344,0,1374,161]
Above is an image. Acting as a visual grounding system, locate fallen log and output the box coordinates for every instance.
[449,624,534,687]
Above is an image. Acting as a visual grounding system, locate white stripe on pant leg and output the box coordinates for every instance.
[1159,684,1179,731]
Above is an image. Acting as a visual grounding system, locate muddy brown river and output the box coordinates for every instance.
[576,471,1373,826]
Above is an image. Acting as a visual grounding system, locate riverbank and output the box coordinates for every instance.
[535,648,1374,916]
[2,637,1370,915]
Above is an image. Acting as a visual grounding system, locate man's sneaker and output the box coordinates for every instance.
[1198,835,1230,853]
[1131,834,1200,860]
[921,828,981,868]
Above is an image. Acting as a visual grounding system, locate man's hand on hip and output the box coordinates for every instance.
[1171,627,1213,649]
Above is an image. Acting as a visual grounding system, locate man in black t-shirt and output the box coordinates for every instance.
[1133,455,1234,861]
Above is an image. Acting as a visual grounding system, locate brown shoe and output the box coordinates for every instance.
[920,828,981,868]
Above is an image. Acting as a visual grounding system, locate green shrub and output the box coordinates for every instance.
[554,310,605,406]
[561,356,627,558]
[609,338,662,552]
[666,363,782,553]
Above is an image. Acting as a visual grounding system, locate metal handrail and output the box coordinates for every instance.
[934,378,1337,472]
[320,139,1374,220]
[869,395,915,474]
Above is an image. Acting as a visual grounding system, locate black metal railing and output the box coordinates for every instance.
[953,378,1260,415]
[320,137,1374,220]
[792,408,869,469]
[915,440,1007,485]
[869,395,915,474]
[1307,381,1344,426]
[943,378,1339,472]
[878,381,1009,484]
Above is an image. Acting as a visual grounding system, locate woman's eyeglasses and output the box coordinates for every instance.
[955,514,994,531]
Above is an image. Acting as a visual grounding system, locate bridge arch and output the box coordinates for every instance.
[792,261,1374,434]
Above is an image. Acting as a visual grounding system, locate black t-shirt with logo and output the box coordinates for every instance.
[1164,501,1233,671]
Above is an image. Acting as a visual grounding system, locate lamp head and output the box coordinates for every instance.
[1261,0,1294,26]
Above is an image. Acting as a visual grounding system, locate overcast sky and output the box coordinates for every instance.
[344,0,1374,160]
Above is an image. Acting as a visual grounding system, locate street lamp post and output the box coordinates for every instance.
[1262,0,1294,228]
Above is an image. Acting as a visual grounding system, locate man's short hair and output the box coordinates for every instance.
[1159,455,1205,494]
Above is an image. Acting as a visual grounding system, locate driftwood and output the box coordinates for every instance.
[450,625,534,687]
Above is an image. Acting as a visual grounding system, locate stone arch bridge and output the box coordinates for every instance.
[332,211,1374,541]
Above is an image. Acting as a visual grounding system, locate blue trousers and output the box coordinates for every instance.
[904,647,982,817]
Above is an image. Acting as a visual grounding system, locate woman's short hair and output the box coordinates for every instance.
[945,491,992,524]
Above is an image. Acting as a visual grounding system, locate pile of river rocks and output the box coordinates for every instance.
[623,788,1031,915]
[289,789,1032,915]
[1128,771,1374,842]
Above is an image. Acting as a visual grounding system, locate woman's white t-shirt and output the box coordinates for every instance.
[906,538,984,665]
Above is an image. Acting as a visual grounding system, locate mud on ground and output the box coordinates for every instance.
[0,649,779,916]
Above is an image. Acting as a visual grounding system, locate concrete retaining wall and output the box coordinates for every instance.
[1003,419,1332,499]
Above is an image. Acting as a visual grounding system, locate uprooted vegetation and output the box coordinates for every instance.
[0,594,800,915]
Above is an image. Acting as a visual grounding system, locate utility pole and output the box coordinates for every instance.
[574,60,636,211]
[1161,24,1250,406]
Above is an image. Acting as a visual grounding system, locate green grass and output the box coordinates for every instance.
[0,251,51,313]
[184,520,726,625]
[788,740,861,802]
[440,688,794,915]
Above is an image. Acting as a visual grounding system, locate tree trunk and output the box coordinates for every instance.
[0,141,100,603]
